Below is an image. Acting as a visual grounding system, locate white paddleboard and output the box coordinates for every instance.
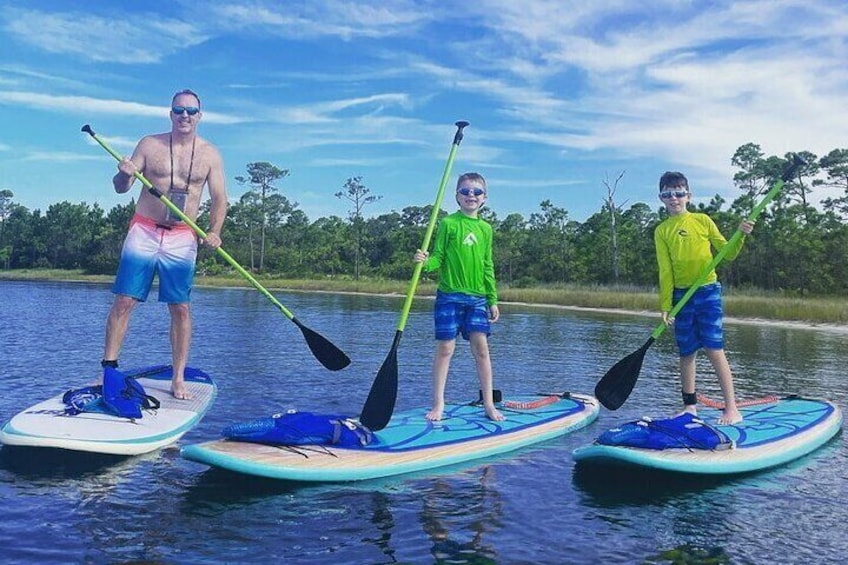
[0,365,216,456]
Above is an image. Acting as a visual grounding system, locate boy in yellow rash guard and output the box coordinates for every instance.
[414,172,504,422]
[654,171,754,425]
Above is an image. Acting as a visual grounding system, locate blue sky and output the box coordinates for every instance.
[1,0,847,223]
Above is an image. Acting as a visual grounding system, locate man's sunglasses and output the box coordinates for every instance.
[172,106,200,116]
[458,187,486,197]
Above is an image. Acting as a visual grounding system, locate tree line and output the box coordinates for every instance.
[1,143,847,296]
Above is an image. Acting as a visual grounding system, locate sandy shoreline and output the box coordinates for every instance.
[301,287,848,335]
[500,299,848,334]
[5,275,847,334]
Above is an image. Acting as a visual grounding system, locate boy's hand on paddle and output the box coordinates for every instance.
[739,219,755,234]
[662,312,674,326]
[413,249,428,263]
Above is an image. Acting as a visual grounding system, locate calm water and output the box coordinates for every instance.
[0,280,845,564]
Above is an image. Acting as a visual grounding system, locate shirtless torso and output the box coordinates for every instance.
[113,90,226,236]
[116,132,225,227]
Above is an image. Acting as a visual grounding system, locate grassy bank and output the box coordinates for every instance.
[3,269,846,326]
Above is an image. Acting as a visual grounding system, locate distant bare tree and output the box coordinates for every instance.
[602,171,626,284]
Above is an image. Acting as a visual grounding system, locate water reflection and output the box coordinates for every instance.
[419,467,501,564]
[2,280,847,564]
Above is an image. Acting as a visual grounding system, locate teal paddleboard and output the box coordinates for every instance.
[572,396,842,474]
[182,392,599,481]
[0,365,217,456]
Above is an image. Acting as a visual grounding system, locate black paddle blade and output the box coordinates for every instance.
[594,337,655,410]
[293,318,351,371]
[360,333,401,431]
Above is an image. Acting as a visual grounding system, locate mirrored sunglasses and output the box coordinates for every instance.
[660,190,689,200]
[172,106,200,116]
[458,187,486,197]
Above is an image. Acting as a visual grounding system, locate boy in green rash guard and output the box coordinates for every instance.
[654,171,754,425]
[414,172,504,422]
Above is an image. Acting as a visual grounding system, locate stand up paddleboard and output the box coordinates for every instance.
[0,365,216,456]
[182,392,599,482]
[572,395,842,474]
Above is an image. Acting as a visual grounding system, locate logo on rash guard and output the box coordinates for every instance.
[463,232,478,246]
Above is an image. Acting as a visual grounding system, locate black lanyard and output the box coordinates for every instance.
[169,133,196,191]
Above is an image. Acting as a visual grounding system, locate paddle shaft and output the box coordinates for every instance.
[395,121,469,332]
[81,125,297,321]
[649,161,801,341]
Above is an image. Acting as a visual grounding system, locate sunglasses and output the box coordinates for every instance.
[458,187,486,197]
[660,189,689,200]
[172,106,200,116]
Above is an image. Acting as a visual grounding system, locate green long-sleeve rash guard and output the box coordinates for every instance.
[423,211,498,306]
[654,211,745,312]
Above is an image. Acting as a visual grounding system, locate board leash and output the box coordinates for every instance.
[697,394,780,409]
[502,396,561,410]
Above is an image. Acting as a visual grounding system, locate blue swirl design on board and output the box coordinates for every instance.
[701,397,835,448]
[368,396,583,452]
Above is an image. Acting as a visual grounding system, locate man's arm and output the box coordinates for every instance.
[112,139,146,194]
[204,147,228,247]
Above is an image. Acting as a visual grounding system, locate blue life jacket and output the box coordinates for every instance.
[597,412,732,451]
[222,410,374,448]
[62,367,159,419]
[62,385,106,416]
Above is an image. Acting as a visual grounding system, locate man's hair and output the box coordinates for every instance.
[659,171,688,191]
[172,88,201,109]
[456,172,486,189]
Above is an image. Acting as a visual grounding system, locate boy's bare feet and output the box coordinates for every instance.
[485,406,505,421]
[677,405,698,418]
[426,403,445,421]
[718,408,742,425]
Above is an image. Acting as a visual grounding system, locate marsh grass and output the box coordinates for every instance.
[2,270,846,325]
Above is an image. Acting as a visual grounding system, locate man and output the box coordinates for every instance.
[103,88,227,399]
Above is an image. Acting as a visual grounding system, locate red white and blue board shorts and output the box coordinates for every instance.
[671,282,724,356]
[112,214,198,304]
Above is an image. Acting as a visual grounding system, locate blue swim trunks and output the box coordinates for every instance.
[672,282,724,357]
[433,290,491,341]
[112,214,198,304]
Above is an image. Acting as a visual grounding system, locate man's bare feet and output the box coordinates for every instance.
[171,380,190,400]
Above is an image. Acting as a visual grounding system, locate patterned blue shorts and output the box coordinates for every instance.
[672,283,724,356]
[433,291,491,341]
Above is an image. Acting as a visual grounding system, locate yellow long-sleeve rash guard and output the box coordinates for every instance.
[654,211,744,312]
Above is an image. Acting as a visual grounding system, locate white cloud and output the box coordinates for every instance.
[0,91,247,125]
[21,151,102,162]
[1,7,209,64]
[205,0,433,39]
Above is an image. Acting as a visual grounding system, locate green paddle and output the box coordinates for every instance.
[594,153,805,410]
[81,124,350,371]
[359,121,470,431]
